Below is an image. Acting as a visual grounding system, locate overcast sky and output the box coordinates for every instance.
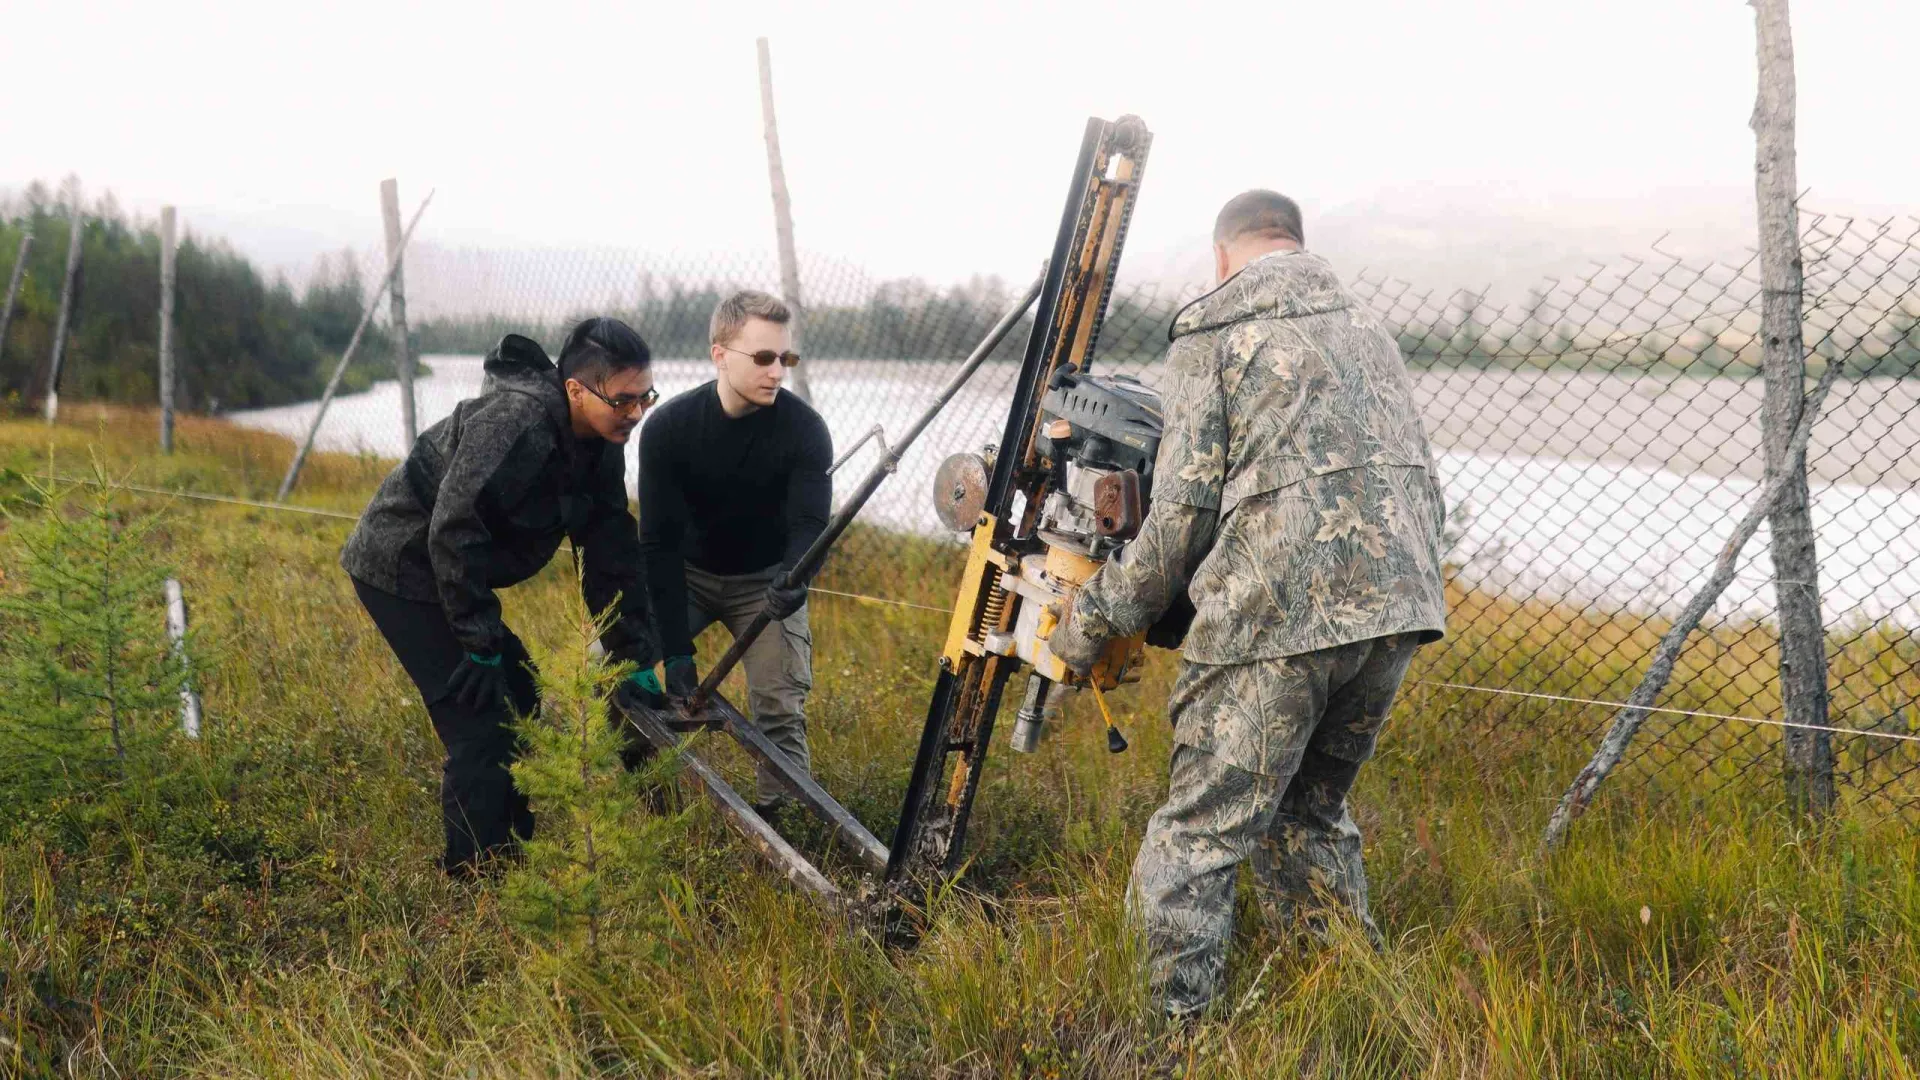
[4,0,1915,286]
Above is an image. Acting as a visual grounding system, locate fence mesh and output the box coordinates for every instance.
[33,209,1920,821]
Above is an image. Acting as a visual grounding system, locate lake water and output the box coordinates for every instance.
[232,355,1920,629]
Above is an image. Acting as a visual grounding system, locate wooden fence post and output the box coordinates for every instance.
[276,191,433,501]
[380,178,418,446]
[159,206,178,453]
[1541,361,1841,850]
[756,36,814,404]
[0,230,30,367]
[43,209,84,424]
[1751,0,1834,816]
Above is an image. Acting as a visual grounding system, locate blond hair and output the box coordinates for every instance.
[709,290,792,347]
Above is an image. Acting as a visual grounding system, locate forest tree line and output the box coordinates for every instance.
[415,275,1186,371]
[5,179,1916,418]
[0,179,400,413]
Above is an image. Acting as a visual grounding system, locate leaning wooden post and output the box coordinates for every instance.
[158,206,178,453]
[380,179,418,446]
[164,577,203,739]
[756,36,815,404]
[0,230,30,365]
[43,209,84,424]
[276,190,433,502]
[1541,359,1841,851]
[1751,0,1834,816]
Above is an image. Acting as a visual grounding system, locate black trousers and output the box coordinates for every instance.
[353,577,537,873]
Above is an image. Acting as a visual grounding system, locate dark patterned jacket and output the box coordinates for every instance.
[1059,250,1447,667]
[340,335,658,666]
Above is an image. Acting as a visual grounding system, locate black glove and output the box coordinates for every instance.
[763,575,808,621]
[1145,591,1197,651]
[663,655,699,701]
[446,651,510,711]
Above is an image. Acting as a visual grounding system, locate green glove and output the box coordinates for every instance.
[624,668,666,710]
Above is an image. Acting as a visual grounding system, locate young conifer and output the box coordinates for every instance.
[502,575,676,971]
[0,462,188,807]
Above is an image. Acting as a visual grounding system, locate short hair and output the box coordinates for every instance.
[558,316,651,387]
[1213,189,1305,247]
[709,289,792,347]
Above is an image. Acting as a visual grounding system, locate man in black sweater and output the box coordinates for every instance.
[639,290,832,813]
[342,319,663,877]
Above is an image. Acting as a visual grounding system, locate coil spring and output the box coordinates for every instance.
[974,573,1010,639]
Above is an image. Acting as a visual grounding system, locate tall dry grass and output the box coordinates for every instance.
[1,413,1915,1078]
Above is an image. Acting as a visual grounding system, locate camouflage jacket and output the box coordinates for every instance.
[1064,250,1448,667]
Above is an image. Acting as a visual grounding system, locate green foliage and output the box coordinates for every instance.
[0,458,188,818]
[0,178,399,411]
[502,579,677,971]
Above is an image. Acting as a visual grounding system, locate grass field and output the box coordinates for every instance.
[2,407,1917,1078]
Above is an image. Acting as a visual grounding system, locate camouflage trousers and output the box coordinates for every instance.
[1127,634,1419,1016]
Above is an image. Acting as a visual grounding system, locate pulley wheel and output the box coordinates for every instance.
[932,452,990,532]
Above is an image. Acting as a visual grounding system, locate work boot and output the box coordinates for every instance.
[752,797,807,843]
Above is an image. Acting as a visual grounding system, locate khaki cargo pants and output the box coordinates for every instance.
[1128,633,1420,1016]
[686,563,813,805]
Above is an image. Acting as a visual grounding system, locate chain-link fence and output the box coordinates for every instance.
[1364,212,1920,821]
[16,206,1920,822]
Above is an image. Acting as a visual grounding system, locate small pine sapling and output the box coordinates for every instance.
[502,578,678,971]
[0,461,189,808]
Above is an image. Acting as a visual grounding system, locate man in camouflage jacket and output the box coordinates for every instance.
[1051,190,1448,1018]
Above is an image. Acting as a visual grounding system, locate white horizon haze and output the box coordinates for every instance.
[3,0,1915,295]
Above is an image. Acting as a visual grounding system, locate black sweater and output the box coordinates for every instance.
[340,335,658,667]
[638,382,833,658]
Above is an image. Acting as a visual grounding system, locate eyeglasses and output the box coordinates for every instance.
[579,382,659,413]
[722,345,802,368]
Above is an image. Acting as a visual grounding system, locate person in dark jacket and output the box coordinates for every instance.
[341,318,663,877]
[638,290,832,814]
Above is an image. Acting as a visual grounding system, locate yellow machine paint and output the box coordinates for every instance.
[889,115,1158,883]
[940,513,1144,692]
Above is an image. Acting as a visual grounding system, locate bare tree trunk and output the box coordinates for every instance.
[159,206,178,453]
[757,36,814,404]
[1751,0,1834,816]
[43,210,84,424]
[380,179,418,446]
[1542,360,1840,851]
[577,692,600,964]
[0,230,31,369]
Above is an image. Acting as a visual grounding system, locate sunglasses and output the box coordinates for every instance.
[579,381,659,413]
[722,345,802,368]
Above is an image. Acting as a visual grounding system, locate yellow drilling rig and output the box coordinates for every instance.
[628,115,1176,913]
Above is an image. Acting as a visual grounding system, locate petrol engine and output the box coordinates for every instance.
[934,368,1163,753]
